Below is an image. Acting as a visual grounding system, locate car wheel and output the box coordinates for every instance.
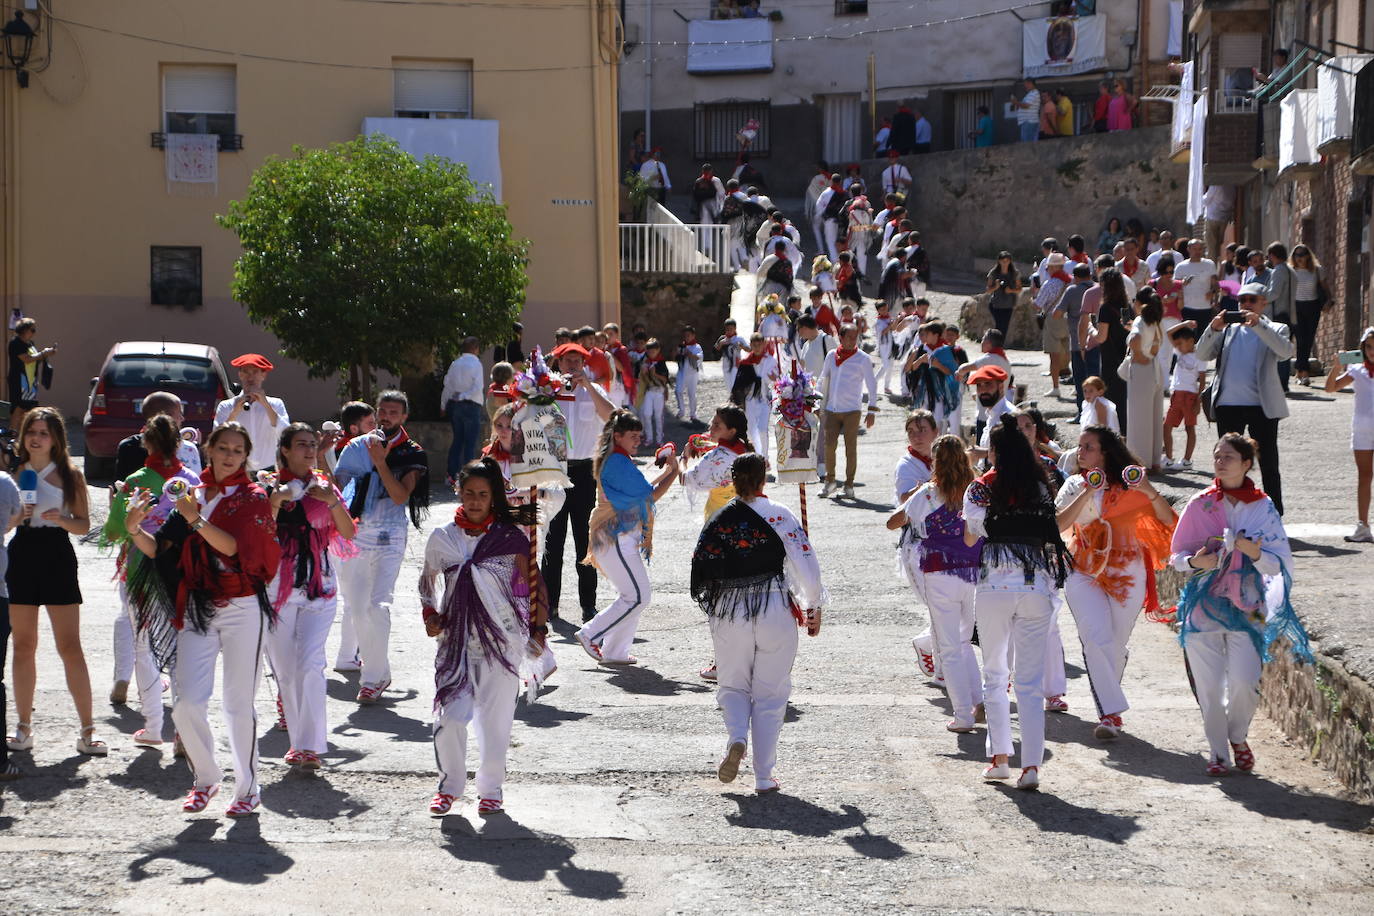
[84,454,116,482]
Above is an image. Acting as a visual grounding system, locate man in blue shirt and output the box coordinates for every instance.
[334,390,429,703]
[913,109,933,154]
[970,105,995,147]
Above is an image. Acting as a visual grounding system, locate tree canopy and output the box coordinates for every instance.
[218,134,528,399]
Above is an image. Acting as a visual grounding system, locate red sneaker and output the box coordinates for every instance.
[1045,695,1069,713]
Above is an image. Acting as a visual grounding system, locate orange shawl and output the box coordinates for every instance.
[1070,487,1176,615]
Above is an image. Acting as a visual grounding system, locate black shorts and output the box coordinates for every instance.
[5,527,82,606]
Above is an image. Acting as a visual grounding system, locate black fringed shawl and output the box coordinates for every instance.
[690,499,787,620]
[969,475,1072,589]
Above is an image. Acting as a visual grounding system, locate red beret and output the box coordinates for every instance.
[231,353,274,371]
[887,149,900,158]
[966,365,1009,385]
[550,343,590,360]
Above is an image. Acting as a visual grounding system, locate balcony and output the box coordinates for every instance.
[1316,55,1374,155]
[1200,107,1259,186]
[1352,61,1374,175]
[686,18,773,74]
[1277,89,1321,182]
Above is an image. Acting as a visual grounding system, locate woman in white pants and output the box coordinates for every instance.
[691,453,825,794]
[887,435,983,731]
[1170,434,1312,776]
[101,415,200,747]
[124,423,281,818]
[1056,426,1176,740]
[421,458,546,816]
[576,410,678,666]
[962,417,1072,791]
[264,423,357,770]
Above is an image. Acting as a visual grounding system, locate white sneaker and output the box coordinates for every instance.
[1178,459,1193,470]
[842,484,856,500]
[819,480,836,498]
[1345,522,1374,544]
[982,762,1011,782]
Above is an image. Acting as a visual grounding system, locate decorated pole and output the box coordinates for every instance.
[772,364,820,535]
[798,479,809,535]
[527,483,539,628]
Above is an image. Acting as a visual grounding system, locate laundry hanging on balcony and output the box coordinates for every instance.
[1316,55,1373,150]
[1279,89,1321,177]
[1186,94,1207,225]
[164,133,219,197]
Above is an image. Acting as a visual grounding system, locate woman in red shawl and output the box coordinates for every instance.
[124,422,281,819]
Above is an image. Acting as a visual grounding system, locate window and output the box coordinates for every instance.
[107,356,218,392]
[394,60,472,119]
[694,100,770,159]
[163,65,237,149]
[150,246,202,307]
[834,1,868,14]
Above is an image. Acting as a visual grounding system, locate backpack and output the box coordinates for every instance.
[692,177,717,203]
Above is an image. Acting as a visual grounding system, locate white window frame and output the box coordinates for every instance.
[162,64,237,144]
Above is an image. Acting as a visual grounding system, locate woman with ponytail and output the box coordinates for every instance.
[962,416,1071,791]
[101,414,200,747]
[263,423,357,771]
[679,404,753,521]
[421,457,545,816]
[123,422,280,818]
[887,434,983,732]
[1169,434,1311,776]
[575,409,678,666]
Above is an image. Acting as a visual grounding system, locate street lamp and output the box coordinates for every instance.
[3,12,35,89]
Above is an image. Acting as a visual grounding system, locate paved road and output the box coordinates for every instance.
[2,290,1372,914]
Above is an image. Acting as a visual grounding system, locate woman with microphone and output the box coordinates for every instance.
[123,422,280,817]
[5,408,102,757]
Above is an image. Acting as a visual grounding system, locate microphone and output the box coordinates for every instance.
[18,468,37,506]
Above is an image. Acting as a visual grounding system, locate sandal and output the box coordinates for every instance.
[477,797,504,816]
[77,725,108,757]
[1205,758,1230,777]
[1230,742,1255,772]
[284,748,304,766]
[299,751,322,771]
[225,794,261,819]
[133,728,164,748]
[182,783,220,813]
[7,721,32,752]
[429,792,457,816]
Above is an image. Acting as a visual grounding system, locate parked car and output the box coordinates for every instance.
[82,342,232,479]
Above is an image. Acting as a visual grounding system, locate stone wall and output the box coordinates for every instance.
[891,125,1187,272]
[620,271,735,356]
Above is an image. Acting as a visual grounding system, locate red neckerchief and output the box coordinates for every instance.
[645,353,665,365]
[833,346,861,367]
[1071,252,1091,264]
[145,453,183,479]
[986,347,1007,360]
[1049,269,1072,284]
[201,464,251,490]
[277,466,319,485]
[1364,359,1374,378]
[453,506,494,534]
[613,445,634,458]
[908,447,931,468]
[334,435,353,456]
[1210,476,1267,504]
[720,437,748,455]
[482,440,511,463]
[1122,256,1141,275]
[739,351,765,367]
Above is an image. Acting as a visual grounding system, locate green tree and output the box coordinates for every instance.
[218,134,528,401]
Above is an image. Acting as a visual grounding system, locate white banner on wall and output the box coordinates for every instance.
[687,19,774,74]
[1022,15,1108,79]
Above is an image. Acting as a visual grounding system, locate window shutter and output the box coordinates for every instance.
[164,65,236,113]
[394,65,471,114]
[1218,33,1263,71]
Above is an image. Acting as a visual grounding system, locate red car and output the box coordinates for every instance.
[82,341,232,478]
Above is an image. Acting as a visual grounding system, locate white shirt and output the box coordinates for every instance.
[1174,259,1217,312]
[1017,90,1041,125]
[1170,351,1206,394]
[740,354,779,404]
[1349,364,1374,431]
[962,480,1057,594]
[893,450,932,506]
[638,158,670,190]
[798,332,837,379]
[214,394,289,471]
[881,163,912,194]
[1202,184,1235,221]
[977,396,1016,448]
[818,349,878,414]
[717,334,746,374]
[559,382,609,461]
[1078,396,1121,431]
[440,352,485,407]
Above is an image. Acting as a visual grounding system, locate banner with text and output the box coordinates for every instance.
[510,402,571,489]
[1023,15,1108,79]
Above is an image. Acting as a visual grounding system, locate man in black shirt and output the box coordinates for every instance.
[113,391,199,481]
[7,318,54,434]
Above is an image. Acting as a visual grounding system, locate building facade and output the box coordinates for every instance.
[619,0,1181,194]
[0,0,621,422]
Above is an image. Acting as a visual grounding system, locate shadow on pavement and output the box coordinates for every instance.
[516,697,591,729]
[1288,537,1364,559]
[0,752,95,802]
[1217,776,1374,832]
[440,815,626,900]
[106,748,190,801]
[338,691,431,743]
[723,796,907,858]
[993,784,1142,844]
[602,666,712,698]
[1052,723,1214,785]
[261,772,370,820]
[128,818,294,884]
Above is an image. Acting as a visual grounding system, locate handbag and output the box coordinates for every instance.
[40,358,53,391]
[1199,379,1215,423]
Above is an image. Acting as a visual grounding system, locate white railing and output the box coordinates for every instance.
[620,221,731,273]
[1215,86,1258,114]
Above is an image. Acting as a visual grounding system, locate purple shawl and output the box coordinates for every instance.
[434,521,533,711]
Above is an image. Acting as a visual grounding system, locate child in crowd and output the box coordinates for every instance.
[810,286,839,337]
[835,251,862,307]
[637,339,671,448]
[675,326,704,424]
[1325,327,1374,543]
[840,303,867,338]
[1163,326,1205,471]
[715,318,747,395]
[1079,375,1120,431]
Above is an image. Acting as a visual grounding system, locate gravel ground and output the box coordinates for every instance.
[1,288,1372,914]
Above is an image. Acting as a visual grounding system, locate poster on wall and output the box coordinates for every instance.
[1022,15,1108,79]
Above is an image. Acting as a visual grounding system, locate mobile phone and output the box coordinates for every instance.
[1339,349,1363,366]
[1222,310,1246,324]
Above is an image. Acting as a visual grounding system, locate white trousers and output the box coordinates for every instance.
[1185,629,1262,764]
[641,388,666,445]
[711,596,798,788]
[876,349,895,392]
[335,603,360,668]
[676,367,699,420]
[744,397,772,456]
[584,533,651,661]
[337,528,407,686]
[920,571,983,725]
[117,581,167,736]
[171,596,264,800]
[264,590,335,754]
[810,215,825,254]
[975,589,1053,767]
[1006,595,1068,698]
[723,366,738,398]
[823,221,842,263]
[433,655,519,798]
[1065,561,1145,718]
